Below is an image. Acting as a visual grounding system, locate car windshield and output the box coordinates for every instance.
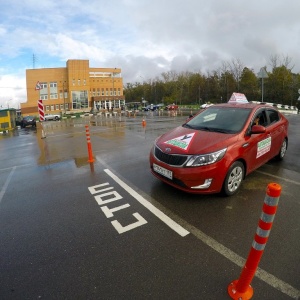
[184,106,252,133]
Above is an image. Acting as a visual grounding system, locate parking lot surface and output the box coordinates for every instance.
[0,111,299,299]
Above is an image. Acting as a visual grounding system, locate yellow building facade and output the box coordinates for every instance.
[22,59,125,116]
[0,108,17,131]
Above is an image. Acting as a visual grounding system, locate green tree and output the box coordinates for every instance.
[240,67,260,101]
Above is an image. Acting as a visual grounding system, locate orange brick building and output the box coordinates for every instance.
[22,59,125,116]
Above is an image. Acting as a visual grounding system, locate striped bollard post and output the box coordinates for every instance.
[38,99,45,122]
[85,125,95,163]
[38,99,46,139]
[228,183,282,299]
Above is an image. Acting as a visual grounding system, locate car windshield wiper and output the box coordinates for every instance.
[197,126,214,131]
[196,126,233,133]
[210,128,233,133]
[183,123,194,129]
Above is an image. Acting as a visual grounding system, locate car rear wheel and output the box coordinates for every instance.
[276,138,287,160]
[222,161,244,196]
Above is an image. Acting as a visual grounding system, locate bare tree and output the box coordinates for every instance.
[281,54,294,71]
[269,54,294,71]
[228,58,244,91]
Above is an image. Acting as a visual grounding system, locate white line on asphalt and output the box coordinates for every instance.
[0,164,31,172]
[256,170,300,186]
[0,166,16,204]
[183,221,300,299]
[100,162,300,298]
[104,168,190,237]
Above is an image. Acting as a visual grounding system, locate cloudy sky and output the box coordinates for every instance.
[1,0,300,108]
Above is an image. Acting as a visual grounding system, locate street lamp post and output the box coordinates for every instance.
[112,68,116,110]
[62,81,66,115]
[257,67,268,102]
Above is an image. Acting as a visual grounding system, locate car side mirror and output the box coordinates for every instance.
[251,124,266,134]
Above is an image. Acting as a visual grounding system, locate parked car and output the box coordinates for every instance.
[165,104,179,110]
[44,114,61,121]
[149,102,289,196]
[200,103,214,109]
[20,116,36,128]
[144,104,164,111]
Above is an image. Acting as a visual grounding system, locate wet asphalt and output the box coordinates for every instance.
[0,110,299,300]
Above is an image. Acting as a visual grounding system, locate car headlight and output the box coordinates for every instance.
[186,148,227,167]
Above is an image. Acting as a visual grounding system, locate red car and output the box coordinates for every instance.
[166,104,179,110]
[149,103,289,196]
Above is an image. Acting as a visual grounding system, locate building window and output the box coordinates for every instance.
[83,79,86,85]
[72,79,75,86]
[45,105,50,111]
[55,104,59,110]
[60,104,64,110]
[50,82,57,88]
[50,93,58,99]
[41,95,48,100]
[106,88,108,96]
[78,79,80,86]
[72,90,88,109]
[51,105,54,111]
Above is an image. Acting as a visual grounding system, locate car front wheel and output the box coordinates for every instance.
[222,161,244,196]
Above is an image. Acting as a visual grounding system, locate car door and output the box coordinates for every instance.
[265,108,285,158]
[242,109,272,174]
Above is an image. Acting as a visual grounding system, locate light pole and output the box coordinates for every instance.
[140,76,146,106]
[257,67,268,102]
[62,81,66,115]
[112,68,116,110]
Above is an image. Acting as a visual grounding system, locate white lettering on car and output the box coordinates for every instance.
[257,136,272,158]
[88,182,147,234]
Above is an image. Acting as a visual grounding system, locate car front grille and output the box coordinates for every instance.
[154,146,188,166]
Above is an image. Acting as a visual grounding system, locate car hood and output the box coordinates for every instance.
[156,126,239,154]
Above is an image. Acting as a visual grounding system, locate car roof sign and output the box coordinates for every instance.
[228,92,248,103]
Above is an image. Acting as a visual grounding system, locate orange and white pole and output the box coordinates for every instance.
[85,125,95,163]
[228,183,282,300]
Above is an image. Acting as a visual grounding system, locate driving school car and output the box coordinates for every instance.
[149,102,289,196]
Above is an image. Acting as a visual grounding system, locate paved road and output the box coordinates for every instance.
[0,111,299,299]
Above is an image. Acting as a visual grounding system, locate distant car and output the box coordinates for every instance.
[200,103,214,109]
[20,116,36,128]
[144,104,164,111]
[165,104,178,110]
[44,114,61,121]
[150,102,289,196]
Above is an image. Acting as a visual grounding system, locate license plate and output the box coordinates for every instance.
[153,163,173,179]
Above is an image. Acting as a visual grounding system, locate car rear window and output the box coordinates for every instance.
[185,107,252,133]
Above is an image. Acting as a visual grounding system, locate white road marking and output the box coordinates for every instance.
[100,164,300,299]
[183,221,300,299]
[104,168,189,237]
[0,166,16,204]
[256,170,300,186]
